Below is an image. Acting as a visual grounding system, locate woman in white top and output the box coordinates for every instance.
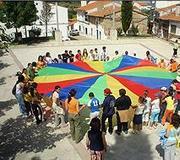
[52,86,66,128]
[15,75,27,116]
[45,52,53,64]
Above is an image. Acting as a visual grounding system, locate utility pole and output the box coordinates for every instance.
[56,2,59,31]
[112,1,115,29]
[55,2,62,42]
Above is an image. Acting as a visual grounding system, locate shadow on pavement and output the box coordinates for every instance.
[0,99,17,117]
[0,61,10,71]
[105,132,154,160]
[0,77,6,85]
[156,144,164,158]
[0,116,69,160]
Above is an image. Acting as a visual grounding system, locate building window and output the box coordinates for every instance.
[85,13,88,21]
[85,28,88,35]
[171,25,176,34]
[91,28,93,36]
[79,25,81,31]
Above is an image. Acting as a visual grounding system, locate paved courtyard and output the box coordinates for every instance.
[0,37,179,160]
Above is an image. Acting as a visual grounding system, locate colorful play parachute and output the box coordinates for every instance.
[35,55,177,105]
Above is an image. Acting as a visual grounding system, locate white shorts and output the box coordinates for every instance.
[52,104,64,115]
[90,111,100,119]
[143,112,149,122]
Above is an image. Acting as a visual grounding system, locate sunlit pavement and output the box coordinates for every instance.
[0,37,179,160]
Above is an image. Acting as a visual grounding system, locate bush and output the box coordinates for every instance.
[128,24,139,36]
[29,28,41,38]
[117,28,122,37]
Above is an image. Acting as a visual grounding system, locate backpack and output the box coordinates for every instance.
[12,81,18,95]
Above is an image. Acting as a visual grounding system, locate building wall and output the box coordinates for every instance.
[1,1,68,39]
[156,1,179,9]
[132,11,148,34]
[169,21,180,37]
[75,12,106,39]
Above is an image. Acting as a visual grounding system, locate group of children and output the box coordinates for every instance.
[12,47,180,160]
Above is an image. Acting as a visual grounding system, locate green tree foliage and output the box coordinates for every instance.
[0,1,38,35]
[0,25,11,55]
[59,1,80,19]
[121,1,133,34]
[40,2,53,37]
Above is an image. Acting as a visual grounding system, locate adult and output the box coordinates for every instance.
[142,90,151,126]
[62,50,70,63]
[87,92,100,120]
[173,40,179,57]
[36,55,45,70]
[45,52,53,64]
[101,88,115,134]
[114,89,132,135]
[15,75,27,117]
[75,50,82,61]
[26,63,35,81]
[65,89,84,143]
[52,86,66,128]
[69,50,74,63]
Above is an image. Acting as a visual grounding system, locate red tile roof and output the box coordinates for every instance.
[159,12,180,22]
[156,4,177,12]
[136,2,149,7]
[77,1,111,11]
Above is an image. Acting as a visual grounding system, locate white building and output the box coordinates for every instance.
[74,1,148,40]
[153,3,180,39]
[1,2,68,40]
[155,1,180,9]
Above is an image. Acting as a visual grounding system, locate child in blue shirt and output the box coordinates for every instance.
[87,92,100,120]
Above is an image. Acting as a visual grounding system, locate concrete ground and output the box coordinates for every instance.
[0,37,180,160]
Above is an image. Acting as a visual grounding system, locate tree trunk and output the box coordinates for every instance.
[15,27,18,34]
[45,21,48,37]
[24,26,27,38]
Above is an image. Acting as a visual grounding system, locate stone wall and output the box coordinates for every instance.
[100,11,148,37]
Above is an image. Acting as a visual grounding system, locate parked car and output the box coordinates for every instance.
[69,29,79,36]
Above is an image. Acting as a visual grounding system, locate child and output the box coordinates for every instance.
[162,92,175,125]
[86,118,107,160]
[143,90,151,126]
[150,94,160,128]
[87,92,100,120]
[133,96,145,134]
[162,114,180,160]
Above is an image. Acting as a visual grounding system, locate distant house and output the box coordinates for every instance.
[153,3,180,39]
[1,1,69,39]
[74,1,148,40]
[133,2,151,10]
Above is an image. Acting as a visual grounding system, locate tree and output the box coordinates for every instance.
[0,1,38,38]
[0,25,11,55]
[40,2,53,37]
[121,1,133,35]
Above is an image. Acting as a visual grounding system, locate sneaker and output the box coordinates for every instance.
[115,130,121,135]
